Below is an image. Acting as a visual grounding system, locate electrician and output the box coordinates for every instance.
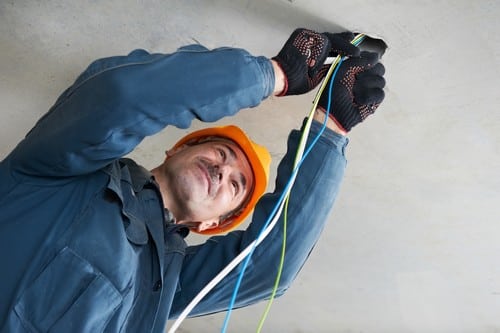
[0,28,385,332]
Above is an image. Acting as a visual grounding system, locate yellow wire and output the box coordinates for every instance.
[255,34,365,332]
[255,189,289,332]
[255,57,340,333]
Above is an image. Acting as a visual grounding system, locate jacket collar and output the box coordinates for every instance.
[104,159,173,277]
[118,158,156,192]
[119,158,190,236]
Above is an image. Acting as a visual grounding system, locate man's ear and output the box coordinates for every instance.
[165,144,188,160]
[197,219,220,232]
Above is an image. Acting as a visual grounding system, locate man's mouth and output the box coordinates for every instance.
[198,160,218,195]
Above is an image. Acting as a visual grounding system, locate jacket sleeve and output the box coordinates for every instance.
[7,45,274,178]
[171,119,348,318]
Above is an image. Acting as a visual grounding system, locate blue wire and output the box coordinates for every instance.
[220,59,344,333]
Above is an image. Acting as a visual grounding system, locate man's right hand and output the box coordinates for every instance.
[318,51,386,132]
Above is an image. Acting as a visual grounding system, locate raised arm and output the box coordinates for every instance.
[5,45,274,179]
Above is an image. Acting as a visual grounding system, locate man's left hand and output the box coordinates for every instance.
[273,28,360,96]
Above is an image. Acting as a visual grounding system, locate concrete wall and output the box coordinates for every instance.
[1,1,498,332]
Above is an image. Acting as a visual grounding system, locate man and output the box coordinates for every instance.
[0,28,385,332]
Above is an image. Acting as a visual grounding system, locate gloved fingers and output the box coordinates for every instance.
[361,62,385,76]
[353,87,385,105]
[273,28,332,95]
[354,60,385,102]
[337,53,378,76]
[359,51,379,67]
[324,32,360,57]
[300,30,332,76]
[356,73,386,89]
[283,28,329,61]
[326,31,355,42]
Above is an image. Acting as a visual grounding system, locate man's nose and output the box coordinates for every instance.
[213,164,231,182]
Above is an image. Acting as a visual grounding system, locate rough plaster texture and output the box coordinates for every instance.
[1,1,499,332]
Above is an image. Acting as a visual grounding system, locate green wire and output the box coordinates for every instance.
[255,57,340,333]
[255,189,289,333]
[255,34,365,332]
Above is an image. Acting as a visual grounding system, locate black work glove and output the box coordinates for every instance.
[318,51,386,132]
[273,28,360,96]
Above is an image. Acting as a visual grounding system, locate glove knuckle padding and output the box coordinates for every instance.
[339,65,364,92]
[293,29,326,58]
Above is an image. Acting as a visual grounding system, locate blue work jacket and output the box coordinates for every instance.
[0,45,348,332]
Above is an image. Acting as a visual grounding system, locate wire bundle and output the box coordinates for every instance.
[168,34,365,333]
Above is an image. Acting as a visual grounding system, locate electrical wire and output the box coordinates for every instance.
[168,33,364,333]
[169,60,340,333]
[255,190,288,332]
[219,124,324,333]
[167,172,292,333]
[221,56,347,333]
[254,34,365,332]
[255,59,344,333]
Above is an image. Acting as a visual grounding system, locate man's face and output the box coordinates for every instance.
[160,138,254,232]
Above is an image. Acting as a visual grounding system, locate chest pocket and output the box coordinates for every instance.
[10,247,121,332]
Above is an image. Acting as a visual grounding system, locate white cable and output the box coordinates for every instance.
[167,170,297,333]
[324,56,336,65]
[168,46,349,333]
[167,106,317,332]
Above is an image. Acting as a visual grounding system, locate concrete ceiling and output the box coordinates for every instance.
[1,1,499,332]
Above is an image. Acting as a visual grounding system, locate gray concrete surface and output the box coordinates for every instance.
[1,0,499,332]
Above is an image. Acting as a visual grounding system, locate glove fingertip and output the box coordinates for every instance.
[373,88,385,104]
[371,62,386,76]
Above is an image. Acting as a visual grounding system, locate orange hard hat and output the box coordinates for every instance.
[172,125,271,235]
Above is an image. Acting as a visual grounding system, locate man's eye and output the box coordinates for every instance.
[218,148,226,159]
[231,181,239,194]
